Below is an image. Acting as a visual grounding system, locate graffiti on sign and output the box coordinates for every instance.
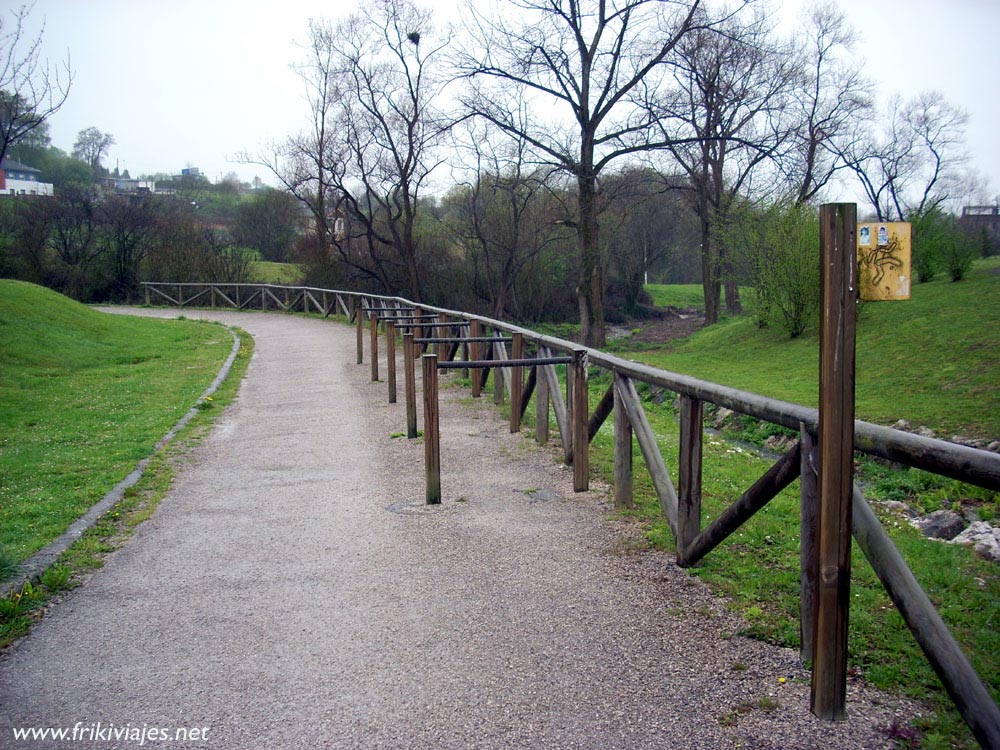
[858,222,911,301]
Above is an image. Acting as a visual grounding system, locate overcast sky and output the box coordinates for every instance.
[13,0,1000,204]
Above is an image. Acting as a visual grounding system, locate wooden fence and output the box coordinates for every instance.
[141,280,1000,747]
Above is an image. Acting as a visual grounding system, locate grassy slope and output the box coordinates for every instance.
[0,281,233,562]
[639,258,1000,438]
[617,258,1000,745]
[253,261,303,285]
[645,283,706,310]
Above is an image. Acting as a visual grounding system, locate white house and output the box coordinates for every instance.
[0,158,55,196]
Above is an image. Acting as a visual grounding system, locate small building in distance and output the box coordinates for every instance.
[960,205,1000,253]
[0,158,55,196]
[98,175,156,194]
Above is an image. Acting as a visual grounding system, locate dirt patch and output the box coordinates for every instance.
[611,307,705,346]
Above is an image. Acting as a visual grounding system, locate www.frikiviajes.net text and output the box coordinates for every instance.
[10,723,211,745]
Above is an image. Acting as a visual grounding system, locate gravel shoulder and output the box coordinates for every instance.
[0,309,920,749]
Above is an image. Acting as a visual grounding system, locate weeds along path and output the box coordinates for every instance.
[0,309,916,749]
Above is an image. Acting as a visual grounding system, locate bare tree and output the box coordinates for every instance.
[653,9,797,324]
[843,92,968,221]
[457,0,711,346]
[49,185,102,297]
[0,3,72,164]
[786,1,872,206]
[239,18,345,253]
[99,193,156,302]
[600,168,693,316]
[329,0,451,302]
[245,0,449,301]
[72,126,115,172]
[448,118,566,319]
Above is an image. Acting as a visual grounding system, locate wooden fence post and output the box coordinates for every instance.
[436,313,448,359]
[800,424,819,664]
[510,332,524,433]
[613,372,633,509]
[370,310,379,382]
[387,321,397,404]
[422,354,441,504]
[572,349,589,492]
[566,358,575,458]
[677,395,703,556]
[535,361,549,446]
[404,333,418,439]
[356,302,364,365]
[415,307,426,355]
[811,202,858,721]
[493,333,505,406]
[144,285,150,306]
[470,320,482,397]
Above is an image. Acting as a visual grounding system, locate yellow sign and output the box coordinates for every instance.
[857,222,911,301]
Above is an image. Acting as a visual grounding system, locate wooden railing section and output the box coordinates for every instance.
[141,280,1000,747]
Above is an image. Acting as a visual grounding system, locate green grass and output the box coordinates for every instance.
[645,283,706,310]
[253,261,303,285]
[609,258,1000,746]
[0,280,235,566]
[578,370,998,748]
[641,258,1000,438]
[0,327,253,648]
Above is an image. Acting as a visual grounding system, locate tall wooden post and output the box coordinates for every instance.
[677,395,703,556]
[470,320,482,397]
[613,372,633,508]
[370,311,379,382]
[144,285,150,306]
[404,333,418,439]
[800,424,819,664]
[386,322,397,404]
[356,303,364,365]
[510,332,524,433]
[211,286,216,309]
[422,354,441,504]
[572,349,589,492]
[811,202,858,721]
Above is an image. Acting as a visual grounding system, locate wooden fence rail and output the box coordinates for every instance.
[141,280,1000,747]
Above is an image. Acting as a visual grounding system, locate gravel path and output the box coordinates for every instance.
[0,309,919,749]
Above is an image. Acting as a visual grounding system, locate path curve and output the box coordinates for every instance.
[1,309,916,749]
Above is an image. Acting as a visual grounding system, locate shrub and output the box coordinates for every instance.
[724,201,820,338]
[910,208,979,283]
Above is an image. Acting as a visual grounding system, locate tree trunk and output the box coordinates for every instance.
[578,173,605,347]
[700,215,721,325]
[724,279,742,314]
[722,242,742,315]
